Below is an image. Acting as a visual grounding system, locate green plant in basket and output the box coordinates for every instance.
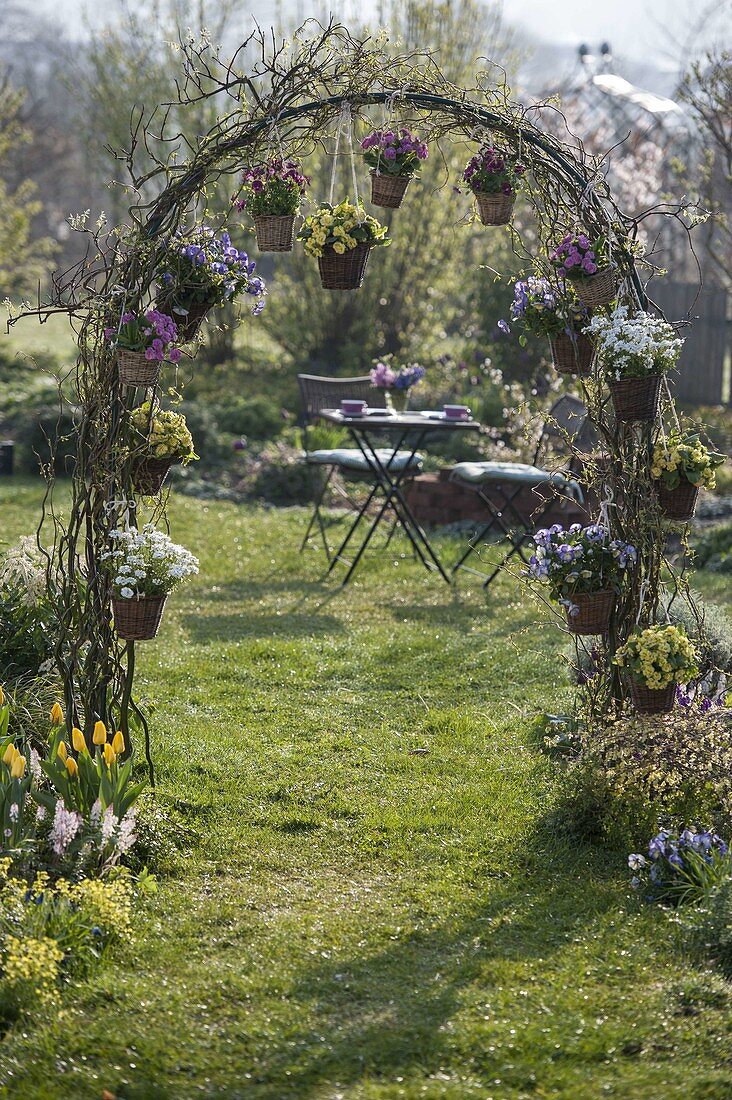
[129,401,198,464]
[651,430,725,490]
[298,200,389,258]
[614,624,698,690]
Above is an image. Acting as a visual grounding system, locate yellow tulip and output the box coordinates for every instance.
[103,743,116,767]
[65,757,79,777]
[2,743,15,767]
[93,720,107,746]
[111,731,125,755]
[10,754,26,779]
[0,685,4,706]
[57,741,68,762]
[50,703,64,726]
[71,727,88,754]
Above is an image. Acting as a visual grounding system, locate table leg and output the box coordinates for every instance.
[344,428,452,585]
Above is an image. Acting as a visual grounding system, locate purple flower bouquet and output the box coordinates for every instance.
[461,147,525,225]
[550,232,616,308]
[370,359,426,413]
[157,226,266,335]
[234,158,310,251]
[105,309,182,387]
[361,128,429,208]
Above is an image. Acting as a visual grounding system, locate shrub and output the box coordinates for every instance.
[555,708,732,847]
[174,401,232,467]
[240,441,327,505]
[5,400,79,476]
[213,394,287,440]
[692,521,732,574]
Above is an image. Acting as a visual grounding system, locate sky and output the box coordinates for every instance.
[32,0,731,66]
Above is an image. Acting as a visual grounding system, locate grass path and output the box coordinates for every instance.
[1,481,731,1099]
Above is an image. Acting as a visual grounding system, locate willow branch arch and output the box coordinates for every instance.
[17,25,697,776]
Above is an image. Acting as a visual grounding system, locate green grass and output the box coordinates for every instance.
[1,479,732,1099]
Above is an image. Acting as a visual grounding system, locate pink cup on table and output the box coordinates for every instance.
[341,399,367,416]
[443,404,471,420]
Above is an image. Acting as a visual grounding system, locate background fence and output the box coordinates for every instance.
[652,280,731,407]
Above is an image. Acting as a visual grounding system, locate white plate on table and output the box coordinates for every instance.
[419,410,473,421]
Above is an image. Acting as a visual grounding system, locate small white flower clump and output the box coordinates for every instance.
[585,306,683,381]
[0,535,48,606]
[101,524,199,598]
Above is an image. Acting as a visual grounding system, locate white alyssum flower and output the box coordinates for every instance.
[102,524,199,597]
[586,306,683,380]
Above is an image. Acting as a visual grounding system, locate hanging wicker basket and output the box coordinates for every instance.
[156,295,212,341]
[629,679,676,716]
[475,191,515,226]
[254,214,296,252]
[369,172,411,209]
[118,350,161,388]
[550,331,594,376]
[654,478,699,522]
[564,590,614,635]
[567,266,617,309]
[133,456,176,495]
[112,594,167,641]
[609,375,662,423]
[318,242,372,290]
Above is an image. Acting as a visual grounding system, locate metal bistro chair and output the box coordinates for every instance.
[451,394,595,587]
[297,373,424,560]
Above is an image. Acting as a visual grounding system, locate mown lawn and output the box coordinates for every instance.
[1,479,731,1100]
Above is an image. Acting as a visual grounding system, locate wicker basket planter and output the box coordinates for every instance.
[654,478,699,522]
[629,679,676,716]
[475,191,515,226]
[112,594,167,641]
[564,590,614,635]
[318,242,372,290]
[133,456,176,495]
[609,375,662,423]
[567,266,617,309]
[118,350,161,388]
[550,331,594,376]
[253,214,295,252]
[156,295,212,341]
[370,172,411,209]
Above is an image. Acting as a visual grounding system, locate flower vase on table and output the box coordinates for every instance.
[385,390,410,415]
[370,358,426,416]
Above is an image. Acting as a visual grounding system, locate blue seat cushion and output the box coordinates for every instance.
[306,448,423,473]
[451,461,584,503]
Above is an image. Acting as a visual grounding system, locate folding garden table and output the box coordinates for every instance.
[318,408,481,585]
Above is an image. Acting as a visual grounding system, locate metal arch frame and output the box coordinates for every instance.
[143,90,647,309]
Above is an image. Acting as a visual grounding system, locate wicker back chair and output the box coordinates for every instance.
[297,374,383,424]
